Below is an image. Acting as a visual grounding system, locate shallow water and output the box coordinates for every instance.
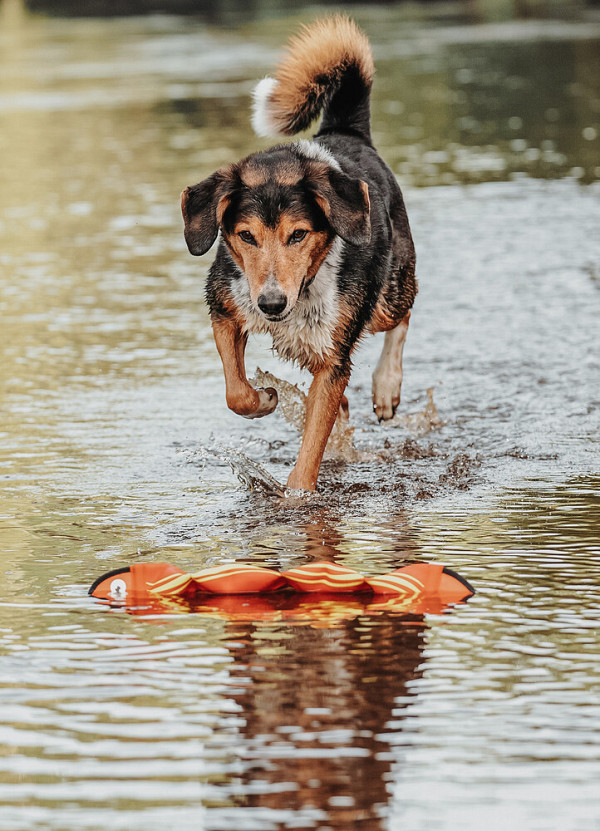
[1,6,600,830]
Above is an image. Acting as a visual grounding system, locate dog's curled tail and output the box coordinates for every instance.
[252,17,374,142]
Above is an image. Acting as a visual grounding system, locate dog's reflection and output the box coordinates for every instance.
[220,515,428,829]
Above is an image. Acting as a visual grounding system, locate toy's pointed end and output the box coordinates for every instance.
[440,566,476,603]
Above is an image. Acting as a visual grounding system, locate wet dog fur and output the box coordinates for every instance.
[181,17,416,491]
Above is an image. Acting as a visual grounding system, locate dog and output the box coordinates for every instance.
[181,17,416,491]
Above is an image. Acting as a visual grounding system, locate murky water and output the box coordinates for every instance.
[1,5,599,830]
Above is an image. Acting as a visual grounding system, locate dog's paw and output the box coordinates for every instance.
[242,387,278,419]
[372,379,401,422]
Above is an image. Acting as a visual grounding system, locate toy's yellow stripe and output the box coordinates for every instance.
[149,574,194,595]
[367,574,423,596]
[192,567,278,584]
[190,565,269,578]
[285,570,363,582]
[387,573,424,589]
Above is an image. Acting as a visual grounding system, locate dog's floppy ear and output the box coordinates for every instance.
[181,165,237,256]
[308,168,371,247]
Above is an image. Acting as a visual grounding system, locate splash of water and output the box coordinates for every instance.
[251,368,358,461]
[252,368,306,433]
[197,445,287,497]
[395,387,445,437]
[192,379,443,498]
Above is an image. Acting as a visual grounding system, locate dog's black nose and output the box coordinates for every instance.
[257,292,287,317]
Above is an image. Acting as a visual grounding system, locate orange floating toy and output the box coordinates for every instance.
[89,560,474,620]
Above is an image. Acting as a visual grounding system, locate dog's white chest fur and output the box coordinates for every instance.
[231,238,343,368]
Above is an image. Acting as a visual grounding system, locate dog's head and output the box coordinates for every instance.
[181,145,370,321]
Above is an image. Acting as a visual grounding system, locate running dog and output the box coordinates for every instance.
[181,17,416,491]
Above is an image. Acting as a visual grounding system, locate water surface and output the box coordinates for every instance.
[1,7,599,830]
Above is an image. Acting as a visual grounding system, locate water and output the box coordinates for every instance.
[1,5,600,830]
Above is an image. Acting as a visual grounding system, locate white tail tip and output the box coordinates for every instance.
[251,77,281,138]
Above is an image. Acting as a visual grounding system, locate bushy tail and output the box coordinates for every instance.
[252,17,374,142]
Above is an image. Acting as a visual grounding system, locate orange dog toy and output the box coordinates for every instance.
[89,561,474,621]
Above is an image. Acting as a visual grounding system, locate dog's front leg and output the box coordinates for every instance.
[212,317,278,419]
[287,367,349,491]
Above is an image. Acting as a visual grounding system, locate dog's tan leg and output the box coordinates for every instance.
[372,311,410,421]
[212,318,278,418]
[287,368,349,490]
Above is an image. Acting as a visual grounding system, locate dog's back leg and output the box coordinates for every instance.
[339,393,350,421]
[371,311,410,422]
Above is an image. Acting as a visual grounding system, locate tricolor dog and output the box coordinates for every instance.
[181,17,416,491]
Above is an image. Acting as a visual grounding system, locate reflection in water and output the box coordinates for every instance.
[92,515,437,830]
[224,615,425,830]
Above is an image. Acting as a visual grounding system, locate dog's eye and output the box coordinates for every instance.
[288,229,308,245]
[238,230,257,245]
